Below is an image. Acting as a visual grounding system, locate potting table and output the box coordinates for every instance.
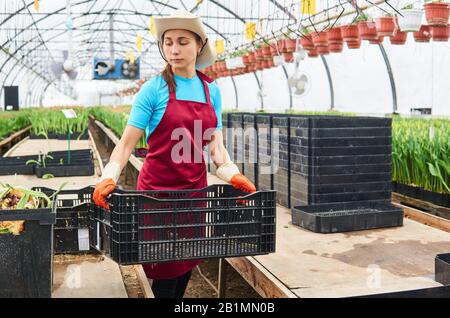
[212,172,450,298]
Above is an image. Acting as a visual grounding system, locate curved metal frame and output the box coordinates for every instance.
[378,43,398,114]
[320,55,335,110]
[0,0,296,105]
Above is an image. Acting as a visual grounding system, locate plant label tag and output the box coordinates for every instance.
[62,109,77,119]
[78,228,90,251]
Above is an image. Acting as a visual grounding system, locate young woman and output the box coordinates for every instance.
[93,10,255,298]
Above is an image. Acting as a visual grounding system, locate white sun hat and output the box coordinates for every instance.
[154,9,217,69]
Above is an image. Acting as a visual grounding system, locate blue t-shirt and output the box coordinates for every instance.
[127,73,222,143]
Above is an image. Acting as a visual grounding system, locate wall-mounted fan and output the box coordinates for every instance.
[288,56,311,96]
[51,0,78,80]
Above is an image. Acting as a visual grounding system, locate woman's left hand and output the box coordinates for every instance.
[230,173,256,193]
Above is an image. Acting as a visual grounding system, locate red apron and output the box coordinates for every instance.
[137,70,218,280]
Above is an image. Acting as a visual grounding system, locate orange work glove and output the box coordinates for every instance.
[93,178,116,210]
[230,174,256,193]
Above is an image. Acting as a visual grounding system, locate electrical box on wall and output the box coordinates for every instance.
[4,86,19,111]
[92,58,140,80]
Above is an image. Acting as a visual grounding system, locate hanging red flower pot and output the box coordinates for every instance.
[248,51,256,63]
[284,38,298,53]
[307,48,319,58]
[242,54,252,66]
[283,52,294,63]
[269,42,280,56]
[341,24,360,42]
[375,16,398,37]
[255,47,265,60]
[317,45,330,55]
[311,31,328,47]
[262,45,272,58]
[390,30,408,45]
[329,42,343,52]
[261,60,269,69]
[431,25,450,41]
[256,61,264,70]
[276,39,287,53]
[358,21,378,40]
[424,2,450,26]
[327,27,343,44]
[300,34,315,50]
[413,25,432,42]
[347,38,362,49]
[369,36,384,44]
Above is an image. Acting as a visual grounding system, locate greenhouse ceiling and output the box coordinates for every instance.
[0,0,411,105]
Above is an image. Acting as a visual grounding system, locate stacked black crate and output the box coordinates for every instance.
[229,113,245,174]
[256,115,272,191]
[243,114,257,185]
[307,116,393,204]
[289,116,310,207]
[291,115,403,233]
[272,115,290,207]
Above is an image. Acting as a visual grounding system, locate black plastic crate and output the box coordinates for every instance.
[291,201,403,233]
[0,199,56,297]
[89,184,277,265]
[32,186,93,254]
[435,253,450,286]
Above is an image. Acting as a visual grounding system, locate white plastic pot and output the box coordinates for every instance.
[398,9,423,32]
[226,58,236,70]
[234,56,245,68]
[273,55,284,66]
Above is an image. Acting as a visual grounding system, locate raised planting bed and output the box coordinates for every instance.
[435,253,450,286]
[0,149,93,176]
[291,200,403,233]
[0,187,56,297]
[89,184,277,265]
[29,131,89,140]
[35,161,95,178]
[392,182,450,208]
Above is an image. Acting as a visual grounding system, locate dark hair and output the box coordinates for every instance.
[161,31,203,93]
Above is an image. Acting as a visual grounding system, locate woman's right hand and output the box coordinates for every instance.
[93,178,116,210]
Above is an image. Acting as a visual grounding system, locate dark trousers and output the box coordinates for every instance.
[151,270,192,298]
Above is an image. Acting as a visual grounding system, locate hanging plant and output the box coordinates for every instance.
[431,24,450,41]
[329,42,344,52]
[413,25,432,42]
[261,42,272,58]
[358,21,378,40]
[424,1,450,26]
[317,45,330,55]
[283,52,294,63]
[375,15,398,37]
[327,27,343,44]
[300,27,315,50]
[311,30,328,47]
[254,43,265,60]
[390,30,408,44]
[307,48,319,58]
[341,24,360,42]
[347,37,362,49]
[369,36,384,44]
[269,39,281,56]
[398,5,423,32]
